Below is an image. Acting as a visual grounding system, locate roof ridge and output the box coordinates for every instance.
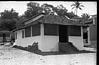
[22,13,45,23]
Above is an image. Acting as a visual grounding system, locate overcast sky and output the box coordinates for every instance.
[0,1,97,16]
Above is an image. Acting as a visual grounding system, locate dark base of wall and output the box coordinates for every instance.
[13,43,95,56]
[84,42,97,49]
[59,42,79,53]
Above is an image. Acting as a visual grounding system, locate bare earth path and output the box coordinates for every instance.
[0,45,96,65]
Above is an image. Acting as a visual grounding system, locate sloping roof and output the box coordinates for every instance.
[0,30,11,34]
[22,13,46,24]
[84,18,93,24]
[24,14,84,25]
[84,15,97,25]
[42,15,83,25]
[13,14,88,31]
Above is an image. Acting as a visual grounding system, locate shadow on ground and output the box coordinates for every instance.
[12,45,95,56]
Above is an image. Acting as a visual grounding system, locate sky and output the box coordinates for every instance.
[0,1,97,16]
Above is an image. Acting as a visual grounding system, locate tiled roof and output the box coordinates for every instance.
[0,30,10,34]
[13,14,88,31]
[42,15,83,25]
[22,13,46,24]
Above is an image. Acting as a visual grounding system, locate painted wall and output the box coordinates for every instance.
[14,24,84,52]
[39,24,59,52]
[68,26,84,50]
[89,25,97,48]
[15,24,59,52]
[69,36,84,50]
[89,25,97,41]
[15,30,41,47]
[40,36,59,52]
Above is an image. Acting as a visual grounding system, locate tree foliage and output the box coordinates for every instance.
[0,2,88,31]
[41,3,55,15]
[24,2,77,19]
[0,8,19,31]
[81,13,91,23]
[81,13,90,20]
[53,4,68,16]
[24,2,43,18]
[16,15,27,28]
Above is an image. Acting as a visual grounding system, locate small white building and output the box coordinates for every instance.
[13,14,88,52]
[83,15,97,48]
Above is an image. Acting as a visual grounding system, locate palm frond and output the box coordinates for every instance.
[80,5,84,7]
[72,7,75,9]
[79,7,82,10]
[71,4,76,7]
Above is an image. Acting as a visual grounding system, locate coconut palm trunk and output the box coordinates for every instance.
[75,8,77,15]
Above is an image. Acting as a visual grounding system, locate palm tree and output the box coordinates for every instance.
[71,1,84,15]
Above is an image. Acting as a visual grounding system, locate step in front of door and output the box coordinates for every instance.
[59,42,79,53]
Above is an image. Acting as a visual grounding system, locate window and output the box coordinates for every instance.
[68,25,81,36]
[44,24,58,35]
[6,33,10,37]
[25,26,31,37]
[32,24,40,36]
[0,34,3,37]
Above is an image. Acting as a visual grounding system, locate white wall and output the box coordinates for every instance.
[15,26,59,52]
[15,24,85,52]
[15,30,41,47]
[39,24,59,52]
[90,40,97,48]
[40,36,59,52]
[69,36,84,50]
[40,35,84,52]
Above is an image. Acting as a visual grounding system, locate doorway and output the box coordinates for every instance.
[3,33,6,43]
[59,25,68,42]
[83,27,89,46]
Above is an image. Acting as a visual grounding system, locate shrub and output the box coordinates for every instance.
[13,42,41,53]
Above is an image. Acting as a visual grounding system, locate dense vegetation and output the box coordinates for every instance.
[0,1,90,31]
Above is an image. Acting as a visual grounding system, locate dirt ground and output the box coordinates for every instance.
[0,45,96,65]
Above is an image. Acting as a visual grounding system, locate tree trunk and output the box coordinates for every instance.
[75,8,77,16]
